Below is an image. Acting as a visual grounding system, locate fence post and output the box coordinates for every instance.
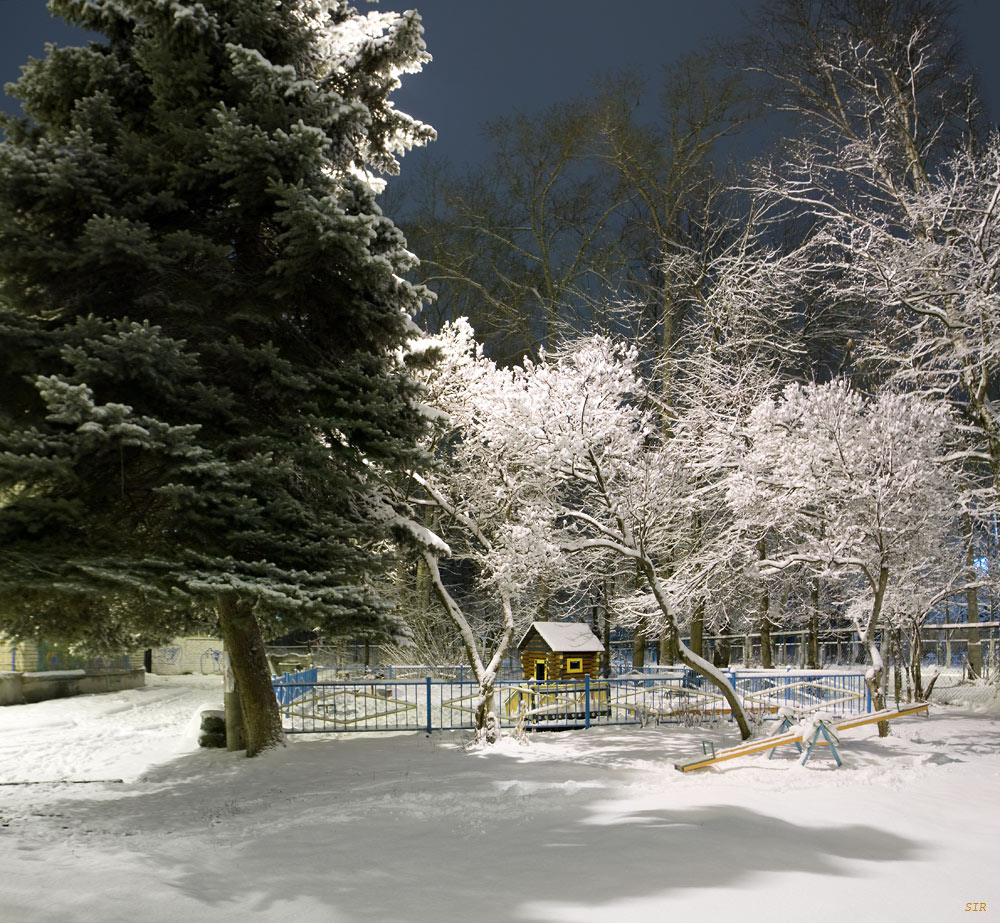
[866,682,872,713]
[426,676,432,734]
[585,674,591,729]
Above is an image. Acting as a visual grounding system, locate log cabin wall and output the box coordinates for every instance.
[518,630,603,681]
[559,651,601,680]
[520,633,550,680]
[576,652,602,679]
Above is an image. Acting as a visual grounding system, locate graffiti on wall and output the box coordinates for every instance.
[200,649,224,675]
[153,646,182,665]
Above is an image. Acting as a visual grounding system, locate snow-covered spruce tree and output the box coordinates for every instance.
[0,1,433,755]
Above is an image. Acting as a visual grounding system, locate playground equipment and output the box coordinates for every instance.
[674,701,930,772]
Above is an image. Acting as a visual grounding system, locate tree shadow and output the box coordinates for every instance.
[12,730,928,922]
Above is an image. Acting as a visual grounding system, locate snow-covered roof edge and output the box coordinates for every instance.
[517,621,604,653]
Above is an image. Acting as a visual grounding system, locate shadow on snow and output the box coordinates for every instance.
[13,725,931,921]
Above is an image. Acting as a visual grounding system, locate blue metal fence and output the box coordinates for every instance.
[273,667,318,711]
[272,667,871,735]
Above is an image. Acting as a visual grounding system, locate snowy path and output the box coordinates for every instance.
[0,674,222,785]
[0,676,998,922]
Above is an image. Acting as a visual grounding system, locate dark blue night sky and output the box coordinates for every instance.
[2,0,1000,169]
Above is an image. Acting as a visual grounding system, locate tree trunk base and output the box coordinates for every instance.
[474,689,499,745]
[676,643,752,740]
[218,593,285,757]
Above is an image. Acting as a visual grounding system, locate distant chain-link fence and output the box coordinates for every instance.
[925,670,1000,707]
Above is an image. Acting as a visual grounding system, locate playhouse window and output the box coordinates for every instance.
[534,660,547,681]
[566,658,584,673]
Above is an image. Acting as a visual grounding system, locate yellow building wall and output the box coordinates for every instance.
[0,637,39,672]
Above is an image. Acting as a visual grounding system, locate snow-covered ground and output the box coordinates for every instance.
[1,674,998,922]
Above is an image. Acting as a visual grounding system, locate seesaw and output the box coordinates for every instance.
[674,701,930,772]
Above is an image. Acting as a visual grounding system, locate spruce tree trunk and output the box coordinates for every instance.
[217,593,284,757]
[223,651,246,752]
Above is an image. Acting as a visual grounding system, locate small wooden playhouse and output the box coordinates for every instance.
[517,621,604,682]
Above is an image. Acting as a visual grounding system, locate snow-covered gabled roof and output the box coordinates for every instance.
[517,621,604,653]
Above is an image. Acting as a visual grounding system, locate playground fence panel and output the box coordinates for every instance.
[272,668,874,735]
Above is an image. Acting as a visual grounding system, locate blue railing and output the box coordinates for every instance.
[273,666,318,710]
[272,668,871,735]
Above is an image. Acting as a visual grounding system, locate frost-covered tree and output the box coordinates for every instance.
[498,336,756,738]
[647,349,783,668]
[739,0,980,376]
[732,381,964,731]
[402,323,767,740]
[813,138,1000,680]
[394,321,562,744]
[749,0,978,204]
[0,0,433,755]
[743,0,996,672]
[651,206,810,662]
[821,138,1000,484]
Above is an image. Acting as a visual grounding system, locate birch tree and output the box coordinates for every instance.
[823,140,1000,679]
[398,60,755,364]
[747,0,978,218]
